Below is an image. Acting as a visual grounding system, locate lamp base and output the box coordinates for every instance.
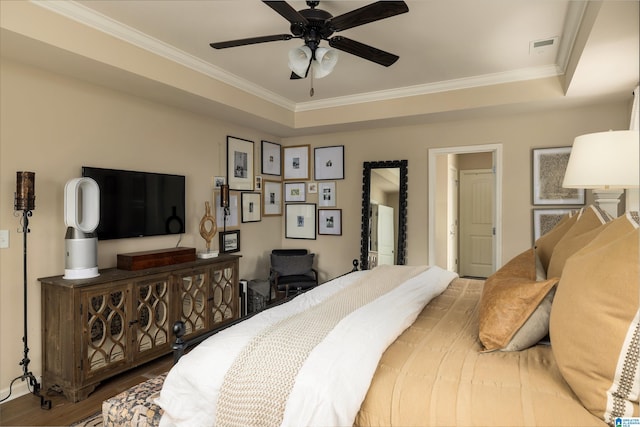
[64,267,99,280]
[197,250,219,259]
[593,189,623,219]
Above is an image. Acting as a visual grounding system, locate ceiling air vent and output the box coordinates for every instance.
[529,37,558,55]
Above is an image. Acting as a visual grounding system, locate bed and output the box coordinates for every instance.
[104,206,638,427]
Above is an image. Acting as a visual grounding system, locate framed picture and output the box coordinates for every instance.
[263,180,282,216]
[307,182,318,193]
[283,145,310,181]
[318,209,342,235]
[215,192,239,228]
[285,203,316,240]
[284,182,306,202]
[261,140,281,177]
[532,147,585,205]
[314,145,344,180]
[219,230,240,253]
[227,136,254,191]
[318,181,336,207]
[255,175,263,191]
[214,176,226,189]
[532,208,577,242]
[241,192,261,223]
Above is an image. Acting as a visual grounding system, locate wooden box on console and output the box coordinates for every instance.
[117,247,196,271]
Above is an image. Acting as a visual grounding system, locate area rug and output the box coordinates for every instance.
[71,411,102,427]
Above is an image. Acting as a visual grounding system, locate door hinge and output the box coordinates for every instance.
[493,227,496,235]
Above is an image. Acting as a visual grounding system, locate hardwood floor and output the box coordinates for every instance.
[0,355,173,426]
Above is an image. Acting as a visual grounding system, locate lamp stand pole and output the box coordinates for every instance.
[0,210,52,409]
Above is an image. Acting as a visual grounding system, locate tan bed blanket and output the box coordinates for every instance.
[355,278,606,427]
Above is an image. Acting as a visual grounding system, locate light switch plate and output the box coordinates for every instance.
[0,230,8,248]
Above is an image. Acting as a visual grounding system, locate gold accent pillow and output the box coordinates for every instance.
[478,248,558,352]
[550,212,639,424]
[547,205,611,278]
[535,211,577,273]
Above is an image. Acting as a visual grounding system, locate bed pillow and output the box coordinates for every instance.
[534,211,578,272]
[550,212,639,423]
[478,248,558,352]
[546,205,611,278]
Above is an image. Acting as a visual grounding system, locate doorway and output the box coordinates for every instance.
[428,144,503,276]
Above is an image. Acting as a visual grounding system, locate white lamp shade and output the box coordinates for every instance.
[312,47,338,78]
[563,130,640,189]
[288,46,312,78]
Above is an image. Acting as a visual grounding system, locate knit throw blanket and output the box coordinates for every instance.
[214,265,428,427]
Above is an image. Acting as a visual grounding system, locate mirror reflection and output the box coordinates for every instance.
[360,160,408,270]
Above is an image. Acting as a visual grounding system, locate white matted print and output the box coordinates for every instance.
[284,182,306,202]
[241,192,261,223]
[261,140,281,177]
[314,145,344,180]
[318,209,342,235]
[285,203,316,239]
[318,181,336,207]
[263,180,282,216]
[532,146,585,205]
[283,145,310,181]
[215,192,239,228]
[227,136,254,191]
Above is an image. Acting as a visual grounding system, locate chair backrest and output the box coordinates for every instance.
[270,251,314,276]
[271,249,308,256]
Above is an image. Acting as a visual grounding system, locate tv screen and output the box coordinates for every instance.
[82,167,186,240]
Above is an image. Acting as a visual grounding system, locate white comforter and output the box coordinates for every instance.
[156,265,457,427]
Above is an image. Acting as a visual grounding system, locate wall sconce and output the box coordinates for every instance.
[563,130,640,218]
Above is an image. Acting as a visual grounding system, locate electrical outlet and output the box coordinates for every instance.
[0,230,9,249]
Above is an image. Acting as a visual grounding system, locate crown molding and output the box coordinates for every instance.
[31,0,297,111]
[31,0,577,115]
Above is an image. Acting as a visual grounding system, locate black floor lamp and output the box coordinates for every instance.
[0,172,51,409]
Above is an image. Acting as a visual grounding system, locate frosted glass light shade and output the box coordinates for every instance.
[563,130,640,189]
[288,46,312,78]
[312,47,338,78]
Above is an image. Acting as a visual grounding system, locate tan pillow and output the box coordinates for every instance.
[535,211,578,272]
[478,248,558,352]
[547,205,611,278]
[550,212,640,423]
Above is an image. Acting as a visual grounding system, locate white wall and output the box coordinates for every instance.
[0,57,632,399]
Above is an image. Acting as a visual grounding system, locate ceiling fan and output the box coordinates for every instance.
[209,1,409,80]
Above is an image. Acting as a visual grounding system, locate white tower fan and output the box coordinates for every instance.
[63,177,100,279]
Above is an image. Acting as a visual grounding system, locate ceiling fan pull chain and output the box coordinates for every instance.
[310,68,315,97]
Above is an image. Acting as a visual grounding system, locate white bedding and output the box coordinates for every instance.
[156,265,458,427]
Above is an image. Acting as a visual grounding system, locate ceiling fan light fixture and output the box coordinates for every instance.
[288,45,313,78]
[312,47,338,78]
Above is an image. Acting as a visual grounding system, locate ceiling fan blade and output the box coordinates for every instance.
[329,36,399,67]
[210,34,292,49]
[329,1,409,32]
[263,1,309,26]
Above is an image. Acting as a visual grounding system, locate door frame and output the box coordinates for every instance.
[428,144,503,271]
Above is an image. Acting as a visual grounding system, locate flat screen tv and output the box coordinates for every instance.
[82,166,186,240]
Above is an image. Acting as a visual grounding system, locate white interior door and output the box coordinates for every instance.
[377,204,395,265]
[447,166,459,272]
[459,169,495,278]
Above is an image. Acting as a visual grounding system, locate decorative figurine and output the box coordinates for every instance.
[197,201,219,258]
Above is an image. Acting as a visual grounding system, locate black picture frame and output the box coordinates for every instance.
[219,230,240,253]
[261,140,282,177]
[314,145,344,180]
[227,136,254,191]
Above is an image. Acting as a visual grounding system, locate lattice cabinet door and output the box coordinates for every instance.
[176,268,208,340]
[80,283,130,380]
[208,260,238,327]
[133,275,171,363]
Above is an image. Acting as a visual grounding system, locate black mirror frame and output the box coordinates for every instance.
[360,160,408,270]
